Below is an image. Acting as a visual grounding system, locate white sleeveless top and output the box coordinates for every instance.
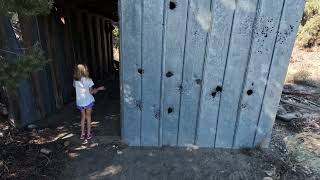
[73,77,95,107]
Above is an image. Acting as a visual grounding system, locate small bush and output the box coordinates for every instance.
[292,70,311,84]
[297,0,320,48]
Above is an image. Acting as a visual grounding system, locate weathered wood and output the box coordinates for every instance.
[196,0,235,147]
[254,0,305,148]
[0,16,38,126]
[120,0,142,145]
[52,16,71,102]
[178,0,211,146]
[77,11,89,66]
[46,16,63,109]
[161,0,189,146]
[215,0,259,148]
[109,26,114,73]
[94,16,103,80]
[19,15,45,119]
[106,24,113,73]
[36,16,56,114]
[140,0,164,146]
[87,14,98,80]
[101,19,108,77]
[65,11,77,66]
[233,0,285,148]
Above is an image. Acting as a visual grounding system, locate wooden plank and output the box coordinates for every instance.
[0,16,38,126]
[140,0,164,146]
[36,16,55,114]
[101,19,108,77]
[87,14,98,80]
[196,0,235,147]
[65,11,77,67]
[215,0,259,148]
[254,0,305,148]
[94,16,103,80]
[19,15,44,119]
[120,0,142,146]
[109,26,114,73]
[107,24,113,73]
[161,0,189,146]
[46,16,63,109]
[52,16,70,103]
[233,0,285,148]
[177,0,211,146]
[77,11,89,66]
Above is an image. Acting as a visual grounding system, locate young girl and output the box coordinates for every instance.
[73,64,105,140]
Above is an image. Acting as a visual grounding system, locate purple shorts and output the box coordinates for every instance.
[77,102,94,110]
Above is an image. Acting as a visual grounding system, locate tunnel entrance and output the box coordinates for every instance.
[45,0,121,137]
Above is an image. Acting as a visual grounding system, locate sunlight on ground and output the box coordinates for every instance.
[89,165,122,179]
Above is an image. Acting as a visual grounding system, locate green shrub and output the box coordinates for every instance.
[0,43,49,88]
[0,0,53,16]
[297,0,320,47]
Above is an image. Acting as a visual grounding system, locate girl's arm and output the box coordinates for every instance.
[89,86,105,94]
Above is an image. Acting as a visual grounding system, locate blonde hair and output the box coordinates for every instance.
[73,64,89,81]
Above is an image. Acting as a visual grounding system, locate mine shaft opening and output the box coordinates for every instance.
[54,0,121,137]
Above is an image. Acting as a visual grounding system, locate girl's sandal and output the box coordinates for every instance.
[80,134,86,140]
[87,133,93,140]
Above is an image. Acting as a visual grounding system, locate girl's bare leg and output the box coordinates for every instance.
[86,108,92,135]
[80,109,86,135]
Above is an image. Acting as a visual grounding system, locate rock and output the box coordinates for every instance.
[264,168,276,177]
[263,177,273,180]
[40,148,52,155]
[277,112,303,122]
[64,141,70,147]
[27,124,37,129]
[117,150,123,155]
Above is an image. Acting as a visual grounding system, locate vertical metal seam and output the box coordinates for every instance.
[139,0,144,146]
[177,0,191,145]
[213,0,237,147]
[252,0,286,147]
[118,0,125,142]
[232,0,262,148]
[159,0,167,147]
[194,0,214,145]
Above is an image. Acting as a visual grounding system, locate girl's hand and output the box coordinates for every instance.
[97,86,105,91]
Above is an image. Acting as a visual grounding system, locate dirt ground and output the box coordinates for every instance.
[0,47,320,180]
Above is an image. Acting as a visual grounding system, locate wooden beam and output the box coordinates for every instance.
[77,11,89,65]
[94,16,103,79]
[19,15,44,119]
[101,19,109,76]
[46,16,63,109]
[65,10,77,68]
[86,13,98,80]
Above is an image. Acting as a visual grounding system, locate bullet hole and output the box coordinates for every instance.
[247,89,253,96]
[241,104,247,108]
[168,107,173,114]
[195,79,201,85]
[154,109,160,120]
[178,85,183,93]
[216,86,222,92]
[251,82,254,86]
[211,91,217,98]
[138,68,144,74]
[169,1,176,10]
[166,71,173,78]
[135,100,143,111]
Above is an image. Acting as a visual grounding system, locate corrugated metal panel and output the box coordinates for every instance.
[120,0,305,148]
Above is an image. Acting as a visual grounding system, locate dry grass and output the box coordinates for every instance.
[286,45,320,87]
